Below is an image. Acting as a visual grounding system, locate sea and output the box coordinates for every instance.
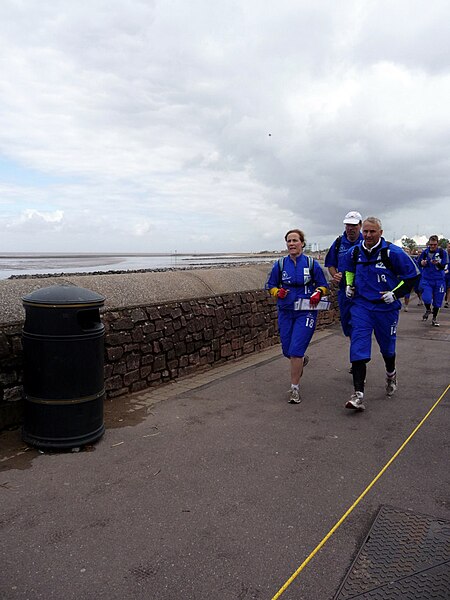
[0,253,277,280]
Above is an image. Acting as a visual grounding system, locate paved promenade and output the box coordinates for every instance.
[1,299,449,600]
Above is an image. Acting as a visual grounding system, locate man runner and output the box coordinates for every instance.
[418,235,449,326]
[325,211,363,339]
[343,217,419,411]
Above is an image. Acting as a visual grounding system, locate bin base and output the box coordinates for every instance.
[22,423,105,450]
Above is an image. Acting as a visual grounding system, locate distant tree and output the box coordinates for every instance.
[438,237,449,248]
[402,237,417,253]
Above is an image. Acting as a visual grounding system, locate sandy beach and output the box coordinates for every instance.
[0,252,281,280]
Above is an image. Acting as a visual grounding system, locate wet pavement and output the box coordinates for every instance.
[0,300,449,600]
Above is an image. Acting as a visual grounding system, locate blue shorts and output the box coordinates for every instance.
[278,309,317,358]
[421,280,446,308]
[337,289,353,337]
[350,303,399,362]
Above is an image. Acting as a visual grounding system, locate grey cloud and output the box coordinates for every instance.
[352,1,450,74]
[0,1,449,253]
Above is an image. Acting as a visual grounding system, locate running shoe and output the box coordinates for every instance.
[288,388,301,404]
[403,306,409,312]
[385,374,397,396]
[444,302,448,308]
[422,310,431,321]
[345,392,365,411]
[431,319,440,327]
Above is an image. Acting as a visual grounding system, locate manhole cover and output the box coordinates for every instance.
[334,505,450,599]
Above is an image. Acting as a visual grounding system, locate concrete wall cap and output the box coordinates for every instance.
[0,264,272,325]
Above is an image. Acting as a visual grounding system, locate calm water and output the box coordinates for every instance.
[0,253,276,280]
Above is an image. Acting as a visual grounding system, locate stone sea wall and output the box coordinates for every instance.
[0,322,23,428]
[0,267,338,430]
[102,291,279,397]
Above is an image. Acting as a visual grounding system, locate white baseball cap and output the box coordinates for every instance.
[343,211,362,225]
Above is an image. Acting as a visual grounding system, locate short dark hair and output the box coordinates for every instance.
[284,229,305,243]
[428,235,438,243]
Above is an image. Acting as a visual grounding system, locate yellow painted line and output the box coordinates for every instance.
[271,383,450,600]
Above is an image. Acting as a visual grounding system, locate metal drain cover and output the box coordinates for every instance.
[334,505,450,599]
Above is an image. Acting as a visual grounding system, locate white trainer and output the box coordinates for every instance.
[288,388,301,404]
[386,374,398,396]
[345,392,365,411]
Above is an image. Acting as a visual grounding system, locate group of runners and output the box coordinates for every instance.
[266,212,449,411]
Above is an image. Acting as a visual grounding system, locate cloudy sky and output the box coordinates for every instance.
[1,0,449,253]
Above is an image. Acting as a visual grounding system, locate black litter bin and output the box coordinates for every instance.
[22,284,106,449]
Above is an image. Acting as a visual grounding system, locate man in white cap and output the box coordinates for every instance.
[325,211,363,369]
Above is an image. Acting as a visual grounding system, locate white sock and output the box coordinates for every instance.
[291,384,299,390]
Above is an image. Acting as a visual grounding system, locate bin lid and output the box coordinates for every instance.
[22,285,105,307]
